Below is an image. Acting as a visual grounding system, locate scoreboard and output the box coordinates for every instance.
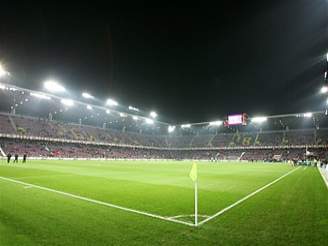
[225,113,248,126]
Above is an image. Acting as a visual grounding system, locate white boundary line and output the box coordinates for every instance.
[198,167,301,226]
[317,167,328,189]
[0,176,195,227]
[168,214,210,219]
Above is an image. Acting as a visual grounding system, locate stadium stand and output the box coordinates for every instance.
[1,112,328,160]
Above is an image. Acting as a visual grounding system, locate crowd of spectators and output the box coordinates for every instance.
[1,113,328,149]
[1,138,327,161]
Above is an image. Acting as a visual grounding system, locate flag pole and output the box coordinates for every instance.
[194,179,198,226]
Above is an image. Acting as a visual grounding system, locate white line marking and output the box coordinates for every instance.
[317,167,328,189]
[198,167,301,226]
[0,176,195,227]
[168,214,210,219]
[24,185,33,189]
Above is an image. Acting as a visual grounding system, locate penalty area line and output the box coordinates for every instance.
[0,176,195,227]
[198,167,301,226]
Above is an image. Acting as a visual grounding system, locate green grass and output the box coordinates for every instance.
[0,160,327,245]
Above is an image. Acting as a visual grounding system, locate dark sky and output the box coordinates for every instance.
[0,1,327,123]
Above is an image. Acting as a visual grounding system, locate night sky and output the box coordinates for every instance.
[0,1,327,124]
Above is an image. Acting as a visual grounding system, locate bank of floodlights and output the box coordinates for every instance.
[209,120,223,126]
[129,106,139,112]
[82,92,94,99]
[181,124,191,128]
[0,64,9,77]
[106,98,118,106]
[44,80,66,93]
[251,116,268,124]
[168,125,176,133]
[150,111,157,118]
[60,98,74,107]
[0,83,6,90]
[320,86,328,94]
[145,118,154,124]
[303,112,312,118]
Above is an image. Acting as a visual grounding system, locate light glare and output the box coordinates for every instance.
[168,125,176,133]
[82,92,94,99]
[0,83,6,90]
[129,106,139,112]
[251,116,267,123]
[209,120,223,126]
[303,112,312,118]
[61,98,74,107]
[150,111,157,118]
[0,64,9,77]
[181,124,191,128]
[30,92,51,100]
[320,86,328,94]
[145,118,154,124]
[106,98,118,106]
[44,80,66,93]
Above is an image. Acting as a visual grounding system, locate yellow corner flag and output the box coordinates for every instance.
[189,163,197,182]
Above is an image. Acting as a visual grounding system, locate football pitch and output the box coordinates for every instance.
[0,160,327,245]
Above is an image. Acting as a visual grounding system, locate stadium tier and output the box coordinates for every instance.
[1,138,327,160]
[1,112,328,160]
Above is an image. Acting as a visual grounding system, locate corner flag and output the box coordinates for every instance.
[189,163,197,182]
[189,163,198,226]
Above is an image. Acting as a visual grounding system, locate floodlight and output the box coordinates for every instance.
[82,92,94,99]
[60,98,74,107]
[326,52,328,62]
[320,86,328,94]
[209,120,223,126]
[106,109,110,114]
[119,112,126,117]
[181,124,191,128]
[325,72,327,80]
[129,106,139,112]
[251,116,267,123]
[44,80,66,93]
[145,118,154,124]
[30,92,51,100]
[168,125,176,133]
[150,111,157,118]
[86,105,93,110]
[132,116,138,121]
[0,83,6,90]
[0,64,9,77]
[303,112,312,118]
[106,98,118,106]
